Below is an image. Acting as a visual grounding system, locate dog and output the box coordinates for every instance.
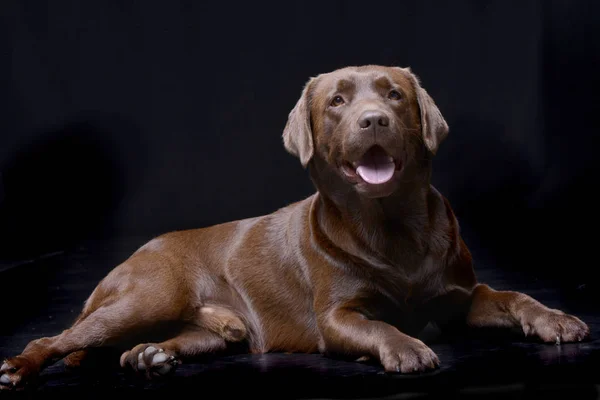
[0,65,590,389]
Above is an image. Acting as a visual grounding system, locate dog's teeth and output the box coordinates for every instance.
[144,346,157,355]
[0,374,11,384]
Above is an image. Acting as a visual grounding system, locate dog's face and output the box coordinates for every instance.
[283,65,449,198]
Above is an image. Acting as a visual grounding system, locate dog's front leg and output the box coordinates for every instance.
[466,284,590,343]
[318,306,439,373]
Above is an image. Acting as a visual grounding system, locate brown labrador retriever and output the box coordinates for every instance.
[0,65,590,389]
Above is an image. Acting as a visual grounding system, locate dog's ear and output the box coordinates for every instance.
[402,68,449,155]
[282,77,316,168]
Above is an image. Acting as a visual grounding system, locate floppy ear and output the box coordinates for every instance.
[403,68,449,155]
[282,77,316,168]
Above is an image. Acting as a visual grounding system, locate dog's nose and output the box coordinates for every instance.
[358,110,389,129]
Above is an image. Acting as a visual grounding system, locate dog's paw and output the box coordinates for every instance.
[522,309,590,344]
[120,344,180,378]
[379,338,440,374]
[0,356,39,391]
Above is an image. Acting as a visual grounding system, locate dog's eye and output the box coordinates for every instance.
[388,90,402,100]
[330,96,345,107]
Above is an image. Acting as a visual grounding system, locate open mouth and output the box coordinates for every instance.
[341,145,402,185]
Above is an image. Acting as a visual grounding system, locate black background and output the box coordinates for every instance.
[1,1,598,294]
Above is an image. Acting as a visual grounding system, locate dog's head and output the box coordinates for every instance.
[283,65,448,198]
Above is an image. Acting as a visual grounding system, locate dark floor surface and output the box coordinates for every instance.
[0,236,599,400]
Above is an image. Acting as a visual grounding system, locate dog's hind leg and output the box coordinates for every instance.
[61,315,119,370]
[120,305,249,379]
[63,349,107,369]
[0,276,188,392]
[0,297,163,390]
[62,350,89,369]
[63,347,123,370]
[119,327,227,378]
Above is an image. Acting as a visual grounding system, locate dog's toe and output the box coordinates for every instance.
[524,310,591,344]
[121,344,180,378]
[0,357,37,391]
[380,339,440,374]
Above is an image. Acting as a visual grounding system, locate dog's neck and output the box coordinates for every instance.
[309,157,435,265]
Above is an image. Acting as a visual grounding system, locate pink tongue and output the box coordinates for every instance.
[355,147,395,184]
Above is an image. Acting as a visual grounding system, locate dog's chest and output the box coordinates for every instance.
[358,256,446,334]
[371,255,447,306]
